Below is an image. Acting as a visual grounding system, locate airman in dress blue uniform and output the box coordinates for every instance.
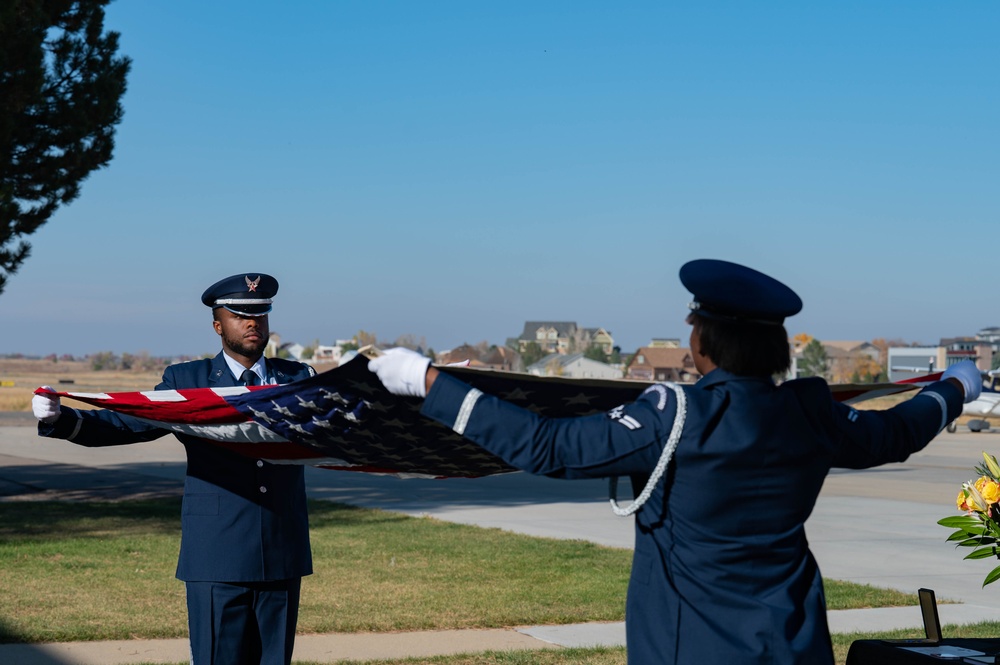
[33,273,316,665]
[369,259,982,665]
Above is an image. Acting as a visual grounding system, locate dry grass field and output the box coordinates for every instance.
[0,358,164,412]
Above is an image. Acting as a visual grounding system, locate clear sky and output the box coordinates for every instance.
[3,1,997,358]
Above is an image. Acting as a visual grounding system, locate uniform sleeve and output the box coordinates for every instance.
[37,367,175,447]
[827,380,964,469]
[421,372,680,479]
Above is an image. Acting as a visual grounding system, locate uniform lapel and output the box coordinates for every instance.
[209,351,239,388]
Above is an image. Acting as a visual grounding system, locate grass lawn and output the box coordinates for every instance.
[0,499,631,643]
[0,498,957,665]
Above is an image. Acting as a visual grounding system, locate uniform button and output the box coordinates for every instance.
[259,486,267,493]
[256,460,264,468]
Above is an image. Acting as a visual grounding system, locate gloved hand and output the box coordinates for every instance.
[32,386,61,423]
[942,360,982,403]
[369,348,432,398]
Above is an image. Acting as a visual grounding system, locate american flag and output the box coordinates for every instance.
[36,357,936,479]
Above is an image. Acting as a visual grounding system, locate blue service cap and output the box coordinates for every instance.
[679,259,801,325]
[200,273,278,316]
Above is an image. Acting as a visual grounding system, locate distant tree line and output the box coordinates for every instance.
[89,351,168,372]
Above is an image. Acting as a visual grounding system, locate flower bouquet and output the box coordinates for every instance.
[939,452,1000,587]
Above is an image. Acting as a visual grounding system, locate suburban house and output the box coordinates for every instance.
[582,327,615,355]
[789,339,882,382]
[312,342,353,365]
[526,353,622,380]
[264,333,282,358]
[515,321,615,355]
[436,344,523,371]
[624,347,700,383]
[479,345,522,371]
[823,341,880,383]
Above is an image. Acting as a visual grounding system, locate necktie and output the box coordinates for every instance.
[241,369,259,386]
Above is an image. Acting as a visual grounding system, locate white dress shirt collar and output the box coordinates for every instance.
[221,351,270,385]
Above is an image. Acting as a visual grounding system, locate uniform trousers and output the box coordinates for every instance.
[186,578,301,665]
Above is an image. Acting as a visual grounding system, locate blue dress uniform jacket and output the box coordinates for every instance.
[422,368,964,665]
[38,352,315,582]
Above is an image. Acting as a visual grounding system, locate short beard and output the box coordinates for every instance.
[223,329,267,359]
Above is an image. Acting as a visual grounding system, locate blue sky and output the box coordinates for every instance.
[3,1,997,357]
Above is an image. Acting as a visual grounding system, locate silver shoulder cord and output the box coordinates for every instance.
[609,382,687,517]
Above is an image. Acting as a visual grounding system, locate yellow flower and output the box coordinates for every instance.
[958,489,973,512]
[975,476,1000,505]
[964,481,990,513]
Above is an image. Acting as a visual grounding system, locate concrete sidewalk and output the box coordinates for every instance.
[3,421,1000,663]
[1,607,995,665]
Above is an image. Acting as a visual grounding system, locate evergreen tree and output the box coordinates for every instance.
[521,341,545,367]
[798,339,830,379]
[0,0,130,294]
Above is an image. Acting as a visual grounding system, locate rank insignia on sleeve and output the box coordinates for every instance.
[608,405,643,431]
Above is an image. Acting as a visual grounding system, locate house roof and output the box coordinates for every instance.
[519,321,578,338]
[527,353,580,371]
[526,352,616,371]
[821,340,867,353]
[628,347,694,369]
[581,327,612,337]
[437,344,481,365]
[481,345,518,365]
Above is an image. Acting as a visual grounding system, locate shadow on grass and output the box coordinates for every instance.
[0,498,405,543]
[0,460,186,501]
[0,497,184,540]
[0,617,76,663]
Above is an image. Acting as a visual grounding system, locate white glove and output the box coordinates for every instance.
[942,360,982,404]
[369,348,431,398]
[32,386,61,423]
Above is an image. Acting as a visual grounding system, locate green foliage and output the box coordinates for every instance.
[938,452,1000,587]
[300,339,319,360]
[88,350,117,371]
[0,0,131,294]
[583,345,609,363]
[799,339,830,379]
[520,342,545,367]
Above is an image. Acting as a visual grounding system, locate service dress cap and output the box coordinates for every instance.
[201,273,278,316]
[680,259,801,325]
